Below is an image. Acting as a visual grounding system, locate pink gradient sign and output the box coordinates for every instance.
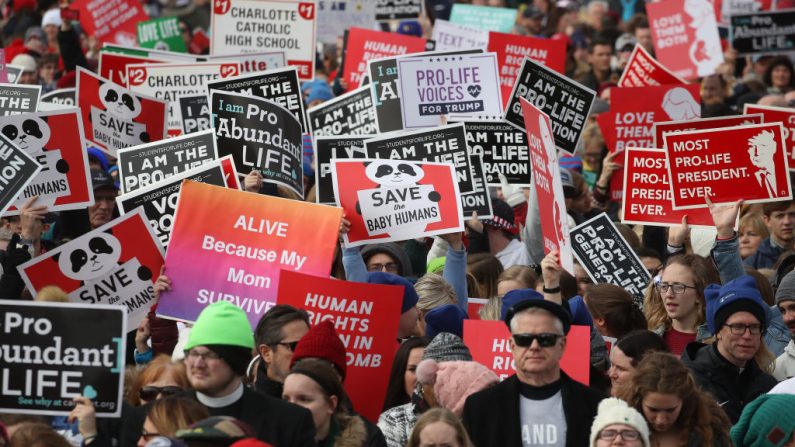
[157,181,342,327]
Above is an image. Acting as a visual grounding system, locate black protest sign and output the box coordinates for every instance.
[315,136,369,205]
[0,84,40,116]
[308,85,377,136]
[0,133,41,215]
[0,300,125,417]
[461,120,531,186]
[207,67,308,133]
[211,90,304,197]
[179,95,211,134]
[376,0,422,21]
[569,213,650,304]
[462,154,493,219]
[730,11,795,56]
[117,160,228,247]
[40,88,76,107]
[365,123,474,193]
[116,129,218,193]
[504,58,594,154]
[6,65,22,83]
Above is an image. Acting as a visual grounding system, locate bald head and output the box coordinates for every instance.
[757,94,788,107]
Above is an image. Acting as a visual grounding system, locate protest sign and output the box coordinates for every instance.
[308,85,377,136]
[210,0,316,79]
[210,90,304,197]
[617,44,687,87]
[365,123,475,193]
[76,67,168,156]
[570,213,651,303]
[467,297,488,320]
[0,84,40,116]
[179,95,211,134]
[117,129,218,193]
[317,0,376,44]
[504,58,594,154]
[333,159,464,247]
[126,62,241,134]
[98,52,164,86]
[101,43,198,61]
[744,104,795,166]
[343,27,427,91]
[207,67,308,133]
[0,301,126,417]
[397,52,503,128]
[463,154,493,219]
[157,181,341,325]
[717,0,773,24]
[730,10,795,55]
[432,20,489,51]
[40,88,76,108]
[0,133,41,216]
[487,32,566,107]
[647,0,723,80]
[72,0,149,45]
[653,114,764,148]
[449,4,516,32]
[315,136,369,205]
[463,320,590,384]
[137,16,187,52]
[117,158,235,247]
[0,49,7,83]
[521,99,574,274]
[278,270,402,421]
[0,109,93,215]
[664,122,791,208]
[376,0,422,20]
[461,121,530,186]
[207,52,287,74]
[621,148,715,228]
[19,209,164,328]
[5,65,22,84]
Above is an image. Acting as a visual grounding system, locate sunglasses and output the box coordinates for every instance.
[513,333,563,348]
[139,386,183,401]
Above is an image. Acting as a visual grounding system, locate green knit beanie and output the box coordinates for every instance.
[731,394,795,447]
[184,301,254,351]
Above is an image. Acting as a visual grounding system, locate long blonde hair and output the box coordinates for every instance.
[406,408,475,447]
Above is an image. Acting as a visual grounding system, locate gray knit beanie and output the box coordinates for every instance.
[775,270,795,305]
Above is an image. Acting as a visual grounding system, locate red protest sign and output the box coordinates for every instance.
[646,0,723,80]
[463,320,590,385]
[333,159,464,247]
[343,27,427,90]
[652,114,764,148]
[617,44,687,87]
[72,0,149,45]
[521,98,574,275]
[621,148,714,227]
[467,298,488,320]
[99,52,163,86]
[277,270,402,422]
[487,31,566,107]
[664,123,792,208]
[744,104,795,168]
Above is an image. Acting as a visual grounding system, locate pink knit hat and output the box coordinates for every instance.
[415,359,499,416]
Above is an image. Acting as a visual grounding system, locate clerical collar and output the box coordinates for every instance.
[196,382,244,408]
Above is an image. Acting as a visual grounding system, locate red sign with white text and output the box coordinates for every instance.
[487,32,566,107]
[463,320,590,385]
[653,114,764,147]
[73,0,149,45]
[99,52,164,87]
[664,123,792,208]
[621,148,714,227]
[343,27,427,90]
[744,104,795,168]
[617,45,686,87]
[277,271,402,422]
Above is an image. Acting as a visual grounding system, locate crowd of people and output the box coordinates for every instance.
[2,0,795,446]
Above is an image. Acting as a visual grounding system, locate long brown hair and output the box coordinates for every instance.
[584,283,647,338]
[146,396,209,437]
[644,254,719,330]
[406,408,475,447]
[128,354,190,406]
[618,352,730,446]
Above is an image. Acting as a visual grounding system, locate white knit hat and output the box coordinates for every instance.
[589,398,650,447]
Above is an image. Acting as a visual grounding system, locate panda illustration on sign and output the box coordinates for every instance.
[90,82,150,151]
[2,114,72,208]
[357,159,443,239]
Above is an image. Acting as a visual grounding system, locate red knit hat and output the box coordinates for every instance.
[289,320,347,380]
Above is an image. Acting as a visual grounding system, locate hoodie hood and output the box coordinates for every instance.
[360,242,414,278]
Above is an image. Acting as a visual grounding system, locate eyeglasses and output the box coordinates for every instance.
[723,323,764,335]
[599,429,641,441]
[367,262,399,273]
[186,349,221,361]
[140,430,162,441]
[655,282,697,295]
[274,341,299,351]
[512,333,563,348]
[139,386,183,401]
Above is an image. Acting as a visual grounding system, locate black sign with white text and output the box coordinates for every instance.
[462,154,493,219]
[316,136,369,205]
[0,133,41,215]
[40,88,76,107]
[376,0,422,21]
[461,121,531,185]
[179,95,211,134]
[0,84,40,116]
[308,85,377,136]
[730,10,795,56]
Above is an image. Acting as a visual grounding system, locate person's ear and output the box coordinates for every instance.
[559,335,567,352]
[328,395,338,414]
[259,344,273,364]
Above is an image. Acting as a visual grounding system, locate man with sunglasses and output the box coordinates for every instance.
[462,293,606,447]
[682,275,777,423]
[253,304,310,398]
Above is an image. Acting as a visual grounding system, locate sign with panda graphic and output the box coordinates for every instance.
[308,85,377,137]
[0,132,41,216]
[315,136,369,205]
[116,129,219,193]
[76,67,168,156]
[0,84,41,116]
[332,159,464,247]
[0,109,94,215]
[18,209,165,329]
[179,95,211,134]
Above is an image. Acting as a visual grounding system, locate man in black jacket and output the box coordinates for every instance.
[462,295,605,447]
[253,304,310,398]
